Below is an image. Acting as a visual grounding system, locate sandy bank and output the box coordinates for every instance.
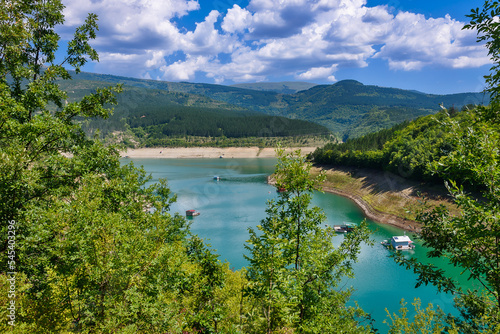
[120,146,317,159]
[313,166,455,233]
[321,186,421,232]
[270,165,455,232]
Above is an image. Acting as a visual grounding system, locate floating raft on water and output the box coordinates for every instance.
[186,210,201,217]
[333,223,356,233]
[381,235,415,250]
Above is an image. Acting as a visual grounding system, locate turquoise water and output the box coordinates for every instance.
[126,157,471,330]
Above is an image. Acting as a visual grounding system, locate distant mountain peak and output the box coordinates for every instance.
[335,79,364,86]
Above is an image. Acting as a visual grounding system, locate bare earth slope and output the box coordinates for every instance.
[312,166,457,232]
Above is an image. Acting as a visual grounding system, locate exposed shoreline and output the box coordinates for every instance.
[320,186,421,232]
[312,165,455,233]
[267,167,422,232]
[121,147,441,232]
[120,146,318,159]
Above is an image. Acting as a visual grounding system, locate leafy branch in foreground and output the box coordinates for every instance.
[464,1,500,108]
[0,2,242,332]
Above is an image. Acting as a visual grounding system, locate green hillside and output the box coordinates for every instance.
[57,79,249,113]
[280,80,488,139]
[128,106,330,147]
[310,106,498,188]
[65,72,489,139]
[55,78,330,146]
[72,71,283,114]
[230,81,317,94]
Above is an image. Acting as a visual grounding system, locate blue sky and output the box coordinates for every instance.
[59,0,489,94]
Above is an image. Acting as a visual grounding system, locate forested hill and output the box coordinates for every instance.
[55,78,330,146]
[280,80,488,139]
[70,71,282,114]
[310,107,498,188]
[66,72,488,139]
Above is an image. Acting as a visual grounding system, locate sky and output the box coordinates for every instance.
[57,0,491,94]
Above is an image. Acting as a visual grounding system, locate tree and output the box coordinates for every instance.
[392,109,500,332]
[464,0,500,110]
[0,2,243,332]
[0,0,122,228]
[244,147,373,333]
[388,3,500,331]
[384,298,459,334]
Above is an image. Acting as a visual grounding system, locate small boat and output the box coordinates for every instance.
[213,176,220,181]
[381,235,415,250]
[186,210,201,217]
[333,223,356,233]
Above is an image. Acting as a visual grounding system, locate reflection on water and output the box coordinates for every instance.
[126,158,474,330]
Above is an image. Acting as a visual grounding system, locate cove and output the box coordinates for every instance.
[127,157,472,330]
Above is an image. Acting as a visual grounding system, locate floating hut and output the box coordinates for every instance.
[186,210,201,217]
[381,235,415,250]
[333,223,356,233]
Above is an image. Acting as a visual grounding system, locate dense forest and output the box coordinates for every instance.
[61,82,332,147]
[309,105,496,186]
[127,106,330,146]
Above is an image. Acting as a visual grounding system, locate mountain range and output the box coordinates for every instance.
[61,71,489,140]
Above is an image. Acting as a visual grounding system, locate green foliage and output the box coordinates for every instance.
[383,2,500,331]
[310,110,498,187]
[127,106,330,140]
[464,0,500,109]
[245,148,373,333]
[385,298,458,334]
[397,106,500,303]
[135,135,331,149]
[430,107,500,187]
[15,170,191,331]
[311,120,409,169]
[0,2,242,332]
[0,0,122,222]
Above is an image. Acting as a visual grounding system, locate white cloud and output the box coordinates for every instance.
[296,65,338,80]
[221,5,252,33]
[451,55,491,68]
[145,51,167,68]
[159,55,209,81]
[374,12,490,70]
[94,52,150,78]
[59,0,490,83]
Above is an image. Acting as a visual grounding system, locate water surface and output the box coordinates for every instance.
[127,157,472,330]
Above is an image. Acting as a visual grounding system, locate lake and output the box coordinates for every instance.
[126,157,469,330]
